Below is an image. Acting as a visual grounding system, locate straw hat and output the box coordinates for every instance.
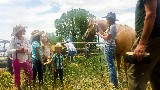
[11,24,27,36]
[51,45,63,51]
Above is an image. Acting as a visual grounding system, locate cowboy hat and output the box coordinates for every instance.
[51,45,63,51]
[11,24,27,36]
[102,12,119,21]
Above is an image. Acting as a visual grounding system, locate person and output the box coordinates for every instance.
[127,0,160,90]
[64,41,77,61]
[41,31,53,73]
[7,24,33,90]
[51,45,64,84]
[31,30,44,86]
[96,12,118,87]
[7,53,13,75]
[85,43,90,59]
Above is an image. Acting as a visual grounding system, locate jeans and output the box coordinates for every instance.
[104,45,118,87]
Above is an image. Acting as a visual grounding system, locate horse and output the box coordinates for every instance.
[84,19,136,78]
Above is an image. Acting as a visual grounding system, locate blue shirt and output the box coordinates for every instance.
[31,41,43,60]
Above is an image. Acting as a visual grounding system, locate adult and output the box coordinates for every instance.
[96,12,118,87]
[127,0,160,89]
[64,41,77,61]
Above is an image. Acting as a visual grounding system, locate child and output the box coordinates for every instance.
[85,43,90,59]
[51,45,64,84]
[31,30,44,86]
[41,31,53,73]
[7,24,33,90]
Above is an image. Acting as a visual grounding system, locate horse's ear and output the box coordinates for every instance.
[89,18,94,23]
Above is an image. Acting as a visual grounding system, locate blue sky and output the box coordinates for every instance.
[0,0,136,41]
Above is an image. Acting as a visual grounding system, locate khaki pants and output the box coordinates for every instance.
[127,38,160,90]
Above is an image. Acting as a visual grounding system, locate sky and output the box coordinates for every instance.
[0,0,137,41]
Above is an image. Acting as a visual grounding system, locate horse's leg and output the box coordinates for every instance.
[123,55,128,80]
[115,52,121,76]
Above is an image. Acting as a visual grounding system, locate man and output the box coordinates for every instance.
[127,0,160,90]
[64,41,77,61]
[97,12,118,88]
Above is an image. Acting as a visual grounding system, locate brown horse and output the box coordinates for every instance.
[84,19,136,77]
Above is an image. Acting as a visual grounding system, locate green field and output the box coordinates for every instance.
[0,55,151,90]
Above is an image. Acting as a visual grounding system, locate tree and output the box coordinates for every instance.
[54,8,96,47]
[47,32,61,44]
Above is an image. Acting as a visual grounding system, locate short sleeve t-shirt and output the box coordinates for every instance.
[31,41,43,60]
[104,23,118,46]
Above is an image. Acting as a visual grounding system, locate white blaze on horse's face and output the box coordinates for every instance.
[84,22,97,39]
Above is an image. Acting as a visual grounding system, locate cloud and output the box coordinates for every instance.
[0,0,136,40]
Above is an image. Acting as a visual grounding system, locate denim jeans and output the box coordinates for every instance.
[104,45,118,87]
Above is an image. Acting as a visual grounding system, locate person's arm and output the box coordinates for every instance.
[50,45,53,59]
[134,0,157,61]
[98,32,111,41]
[139,0,157,45]
[96,25,116,41]
[7,38,16,54]
[35,47,44,65]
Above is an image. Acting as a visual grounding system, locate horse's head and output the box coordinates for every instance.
[84,19,110,40]
[84,19,98,40]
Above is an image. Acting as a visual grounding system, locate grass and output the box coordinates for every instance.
[0,54,151,90]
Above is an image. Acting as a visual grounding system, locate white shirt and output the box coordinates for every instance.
[7,36,31,63]
[44,46,51,57]
[65,43,77,52]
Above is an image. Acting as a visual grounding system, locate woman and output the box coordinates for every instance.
[7,24,33,90]
[31,30,44,86]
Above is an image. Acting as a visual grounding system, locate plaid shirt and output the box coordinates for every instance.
[52,53,63,69]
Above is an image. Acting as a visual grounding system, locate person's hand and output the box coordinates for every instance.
[41,61,44,65]
[96,32,100,36]
[48,56,51,59]
[133,43,146,61]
